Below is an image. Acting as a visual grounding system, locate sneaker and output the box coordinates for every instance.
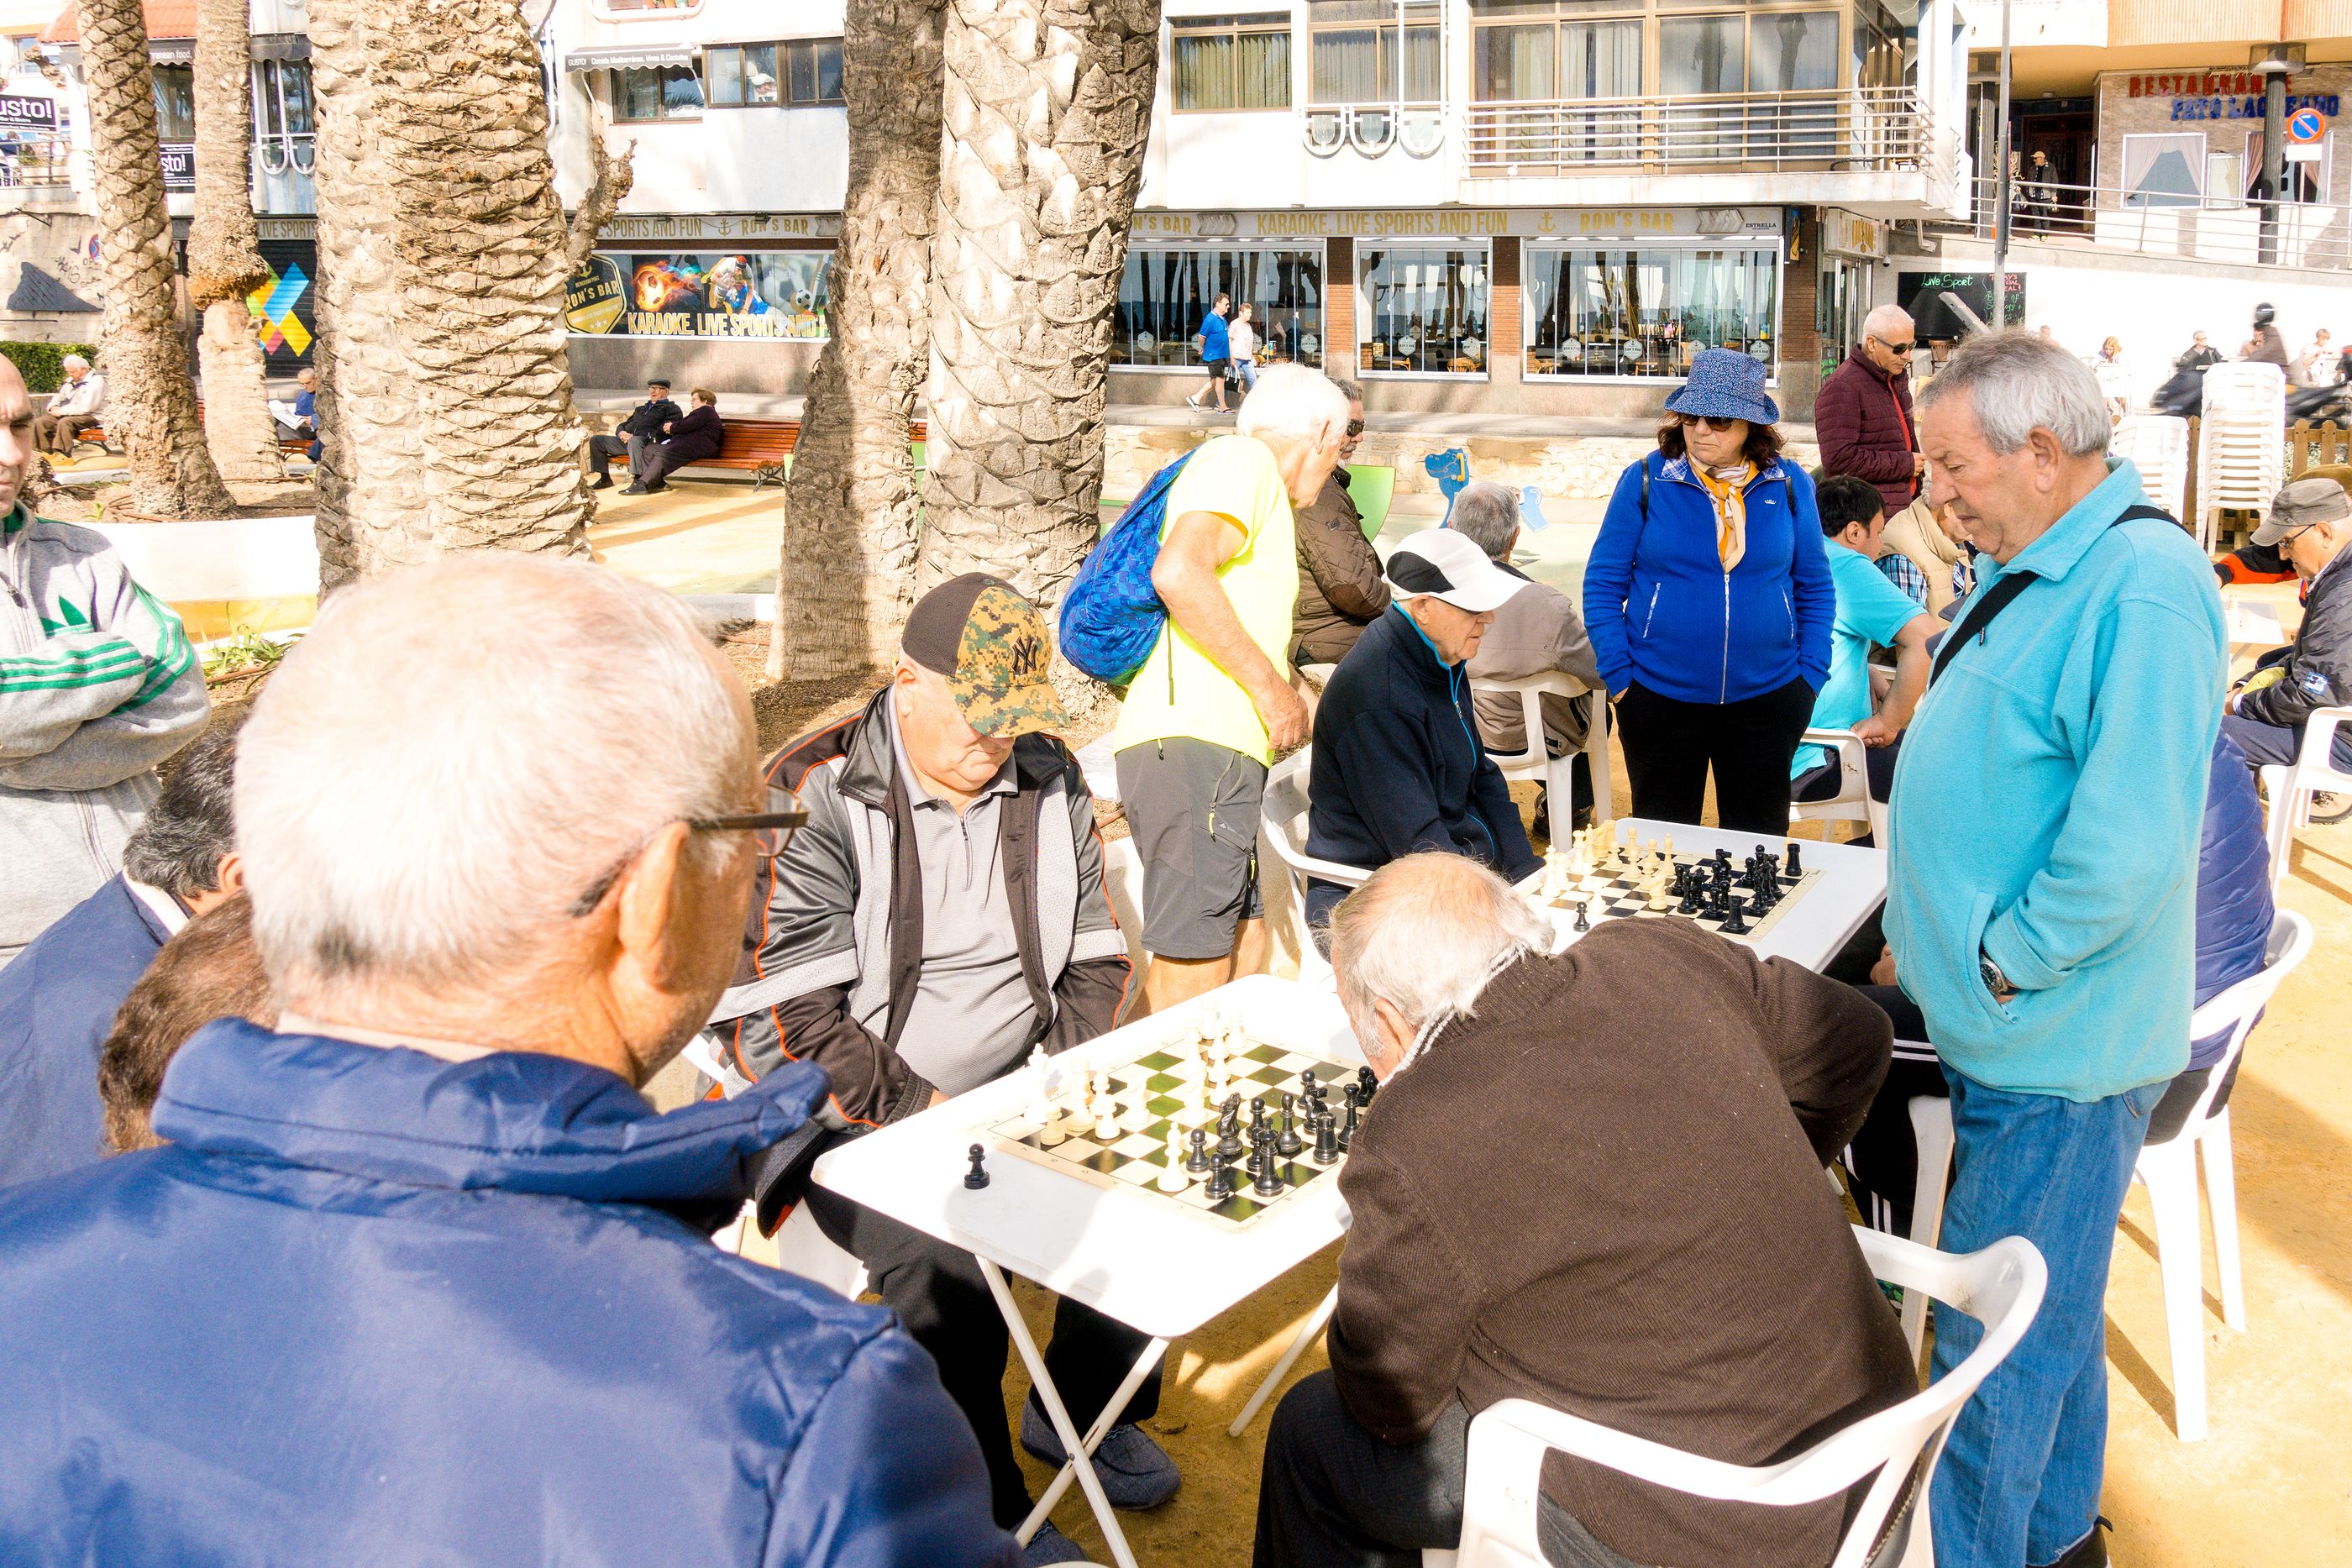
[1020,1402,1180,1510]
[1021,1521,1090,1565]
[588,474,612,490]
[2030,1516,2110,1568]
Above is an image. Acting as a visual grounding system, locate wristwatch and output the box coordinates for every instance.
[1979,950,2017,1002]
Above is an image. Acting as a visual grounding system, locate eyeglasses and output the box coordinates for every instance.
[1874,337,1916,355]
[1345,418,1366,437]
[1676,414,1740,433]
[567,789,807,917]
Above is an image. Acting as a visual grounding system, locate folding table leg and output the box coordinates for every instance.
[1227,1283,1338,1437]
[979,1258,1164,1568]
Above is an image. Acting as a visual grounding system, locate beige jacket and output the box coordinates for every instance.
[1880,498,1970,618]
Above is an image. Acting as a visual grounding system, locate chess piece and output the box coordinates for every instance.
[1252,1133,1285,1196]
[1120,1094,1155,1135]
[1157,1127,1188,1193]
[1245,1125,1268,1181]
[1340,1090,1361,1153]
[1299,1068,1319,1107]
[1037,1109,1068,1147]
[1276,1092,1305,1157]
[963,1145,990,1190]
[1205,1155,1236,1201]
[1785,841,1803,877]
[1185,1127,1211,1172]
[1677,875,1704,915]
[1091,1095,1119,1141]
[1572,899,1589,933]
[1310,1109,1340,1166]
[1356,1066,1378,1105]
[1719,894,1750,935]
[1215,1099,1245,1162]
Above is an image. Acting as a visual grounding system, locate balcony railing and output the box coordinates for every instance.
[0,136,76,190]
[1466,86,1940,176]
[1961,175,2352,273]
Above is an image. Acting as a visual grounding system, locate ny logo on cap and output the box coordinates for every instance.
[1009,636,1043,677]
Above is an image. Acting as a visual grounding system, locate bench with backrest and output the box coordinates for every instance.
[71,401,316,459]
[661,416,929,489]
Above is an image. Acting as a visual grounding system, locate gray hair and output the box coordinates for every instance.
[234,556,751,1005]
[1236,363,1350,448]
[1331,377,1365,406]
[1862,304,1914,343]
[1914,329,2112,457]
[1330,854,1550,1070]
[1447,480,1520,560]
[60,354,89,370]
[123,717,240,898]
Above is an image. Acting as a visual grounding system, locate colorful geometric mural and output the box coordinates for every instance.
[247,260,312,357]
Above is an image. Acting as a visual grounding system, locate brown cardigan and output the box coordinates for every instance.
[1328,920,1912,1568]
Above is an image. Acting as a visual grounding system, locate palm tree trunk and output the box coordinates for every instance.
[189,0,283,481]
[774,0,944,681]
[80,0,237,519]
[308,0,589,586]
[916,0,1160,627]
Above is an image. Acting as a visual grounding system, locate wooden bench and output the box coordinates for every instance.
[667,417,929,490]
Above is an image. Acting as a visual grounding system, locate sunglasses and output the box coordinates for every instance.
[1676,414,1740,433]
[1873,336,1917,354]
[1345,418,1366,437]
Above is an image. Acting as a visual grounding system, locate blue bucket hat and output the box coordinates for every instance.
[1663,347,1779,426]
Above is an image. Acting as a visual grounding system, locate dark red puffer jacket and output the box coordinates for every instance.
[1814,353,1918,518]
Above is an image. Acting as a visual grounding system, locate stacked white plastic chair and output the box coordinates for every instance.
[2194,364,2287,553]
[2112,413,2192,522]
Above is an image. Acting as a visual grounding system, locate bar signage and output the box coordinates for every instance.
[1131,207,1782,241]
[0,94,57,131]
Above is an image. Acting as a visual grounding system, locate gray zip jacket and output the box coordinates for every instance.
[0,506,210,962]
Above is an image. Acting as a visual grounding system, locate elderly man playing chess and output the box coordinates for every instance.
[1253,852,1909,1568]
[1303,528,1544,936]
[703,574,1153,1565]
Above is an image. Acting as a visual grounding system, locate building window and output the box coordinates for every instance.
[151,62,195,141]
[255,60,313,138]
[1171,15,1292,113]
[1471,2,1641,102]
[706,45,780,106]
[1309,1,1438,105]
[1521,244,1778,379]
[595,0,704,13]
[1359,245,1490,376]
[1113,245,1325,370]
[567,250,832,338]
[613,65,703,122]
[785,39,844,105]
[2120,132,2204,207]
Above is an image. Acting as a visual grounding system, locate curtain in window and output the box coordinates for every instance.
[1236,29,1291,109]
[1560,20,1638,97]
[1749,12,1837,93]
[1660,17,1741,95]
[1173,33,1236,110]
[1313,28,1383,103]
[708,49,745,106]
[1475,24,1554,102]
[1403,24,1441,99]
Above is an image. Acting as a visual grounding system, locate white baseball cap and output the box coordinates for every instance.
[1383,528,1529,614]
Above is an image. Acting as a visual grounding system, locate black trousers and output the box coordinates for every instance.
[806,1186,1161,1529]
[1614,676,1816,835]
[586,431,648,480]
[1252,1371,1647,1568]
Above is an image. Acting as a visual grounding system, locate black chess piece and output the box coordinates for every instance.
[1249,1095,1268,1135]
[1572,898,1589,932]
[1311,1108,1340,1166]
[1245,1125,1268,1181]
[1276,1092,1305,1157]
[1252,1133,1286,1196]
[1215,1101,1244,1162]
[1785,841,1803,877]
[1205,1154,1236,1201]
[1356,1066,1378,1104]
[1299,1069,1318,1105]
[1185,1127,1211,1173]
[1751,878,1778,914]
[1719,894,1750,935]
[1677,876,1705,915]
[1703,878,1730,920]
[1339,1087,1361,1152]
[963,1144,990,1190]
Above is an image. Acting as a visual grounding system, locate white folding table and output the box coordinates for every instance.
[810,974,1362,1568]
[1521,816,1887,973]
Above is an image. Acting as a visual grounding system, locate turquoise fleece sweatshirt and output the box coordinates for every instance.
[1883,460,2226,1102]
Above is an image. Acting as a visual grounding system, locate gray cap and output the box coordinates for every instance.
[2253,477,2352,544]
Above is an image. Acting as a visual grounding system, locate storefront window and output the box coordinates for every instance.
[1359,246,1491,375]
[1310,1,1440,104]
[1171,16,1293,112]
[565,250,832,338]
[1521,244,1777,378]
[152,64,196,141]
[614,65,703,122]
[1112,246,1326,370]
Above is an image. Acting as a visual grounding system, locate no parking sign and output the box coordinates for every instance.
[2286,106,2328,161]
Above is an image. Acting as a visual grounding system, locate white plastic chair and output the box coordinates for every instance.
[1262,747,1373,983]
[2258,707,2352,891]
[1439,1229,2046,1568]
[1469,672,1613,842]
[1905,911,2312,1441]
[1790,727,1886,843]
[2110,413,2191,522]
[2195,364,2286,552]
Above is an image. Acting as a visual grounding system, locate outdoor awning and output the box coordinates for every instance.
[250,34,309,61]
[564,45,696,74]
[148,39,193,64]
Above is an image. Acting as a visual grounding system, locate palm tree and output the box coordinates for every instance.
[80,0,237,518]
[772,0,945,682]
[916,0,1161,640]
[188,0,283,481]
[307,0,589,586]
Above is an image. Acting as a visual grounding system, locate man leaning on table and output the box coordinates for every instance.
[1253,852,1909,1568]
[705,574,1150,1567]
[1886,331,2225,1568]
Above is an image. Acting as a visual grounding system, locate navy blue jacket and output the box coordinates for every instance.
[0,1023,1017,1568]
[0,874,170,1191]
[1583,451,1835,705]
[1305,605,1541,930]
[2193,730,2274,1068]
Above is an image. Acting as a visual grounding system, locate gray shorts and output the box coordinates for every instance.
[1116,737,1265,961]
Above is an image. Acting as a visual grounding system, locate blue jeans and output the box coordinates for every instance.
[1929,1067,2164,1567]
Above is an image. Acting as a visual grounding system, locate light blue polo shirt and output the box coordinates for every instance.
[1794,541,1928,779]
[1883,459,2226,1102]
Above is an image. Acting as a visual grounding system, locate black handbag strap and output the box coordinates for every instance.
[1929,504,2175,686]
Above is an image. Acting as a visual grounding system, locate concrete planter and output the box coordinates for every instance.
[92,514,320,642]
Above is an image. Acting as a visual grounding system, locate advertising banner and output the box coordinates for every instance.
[565,251,832,338]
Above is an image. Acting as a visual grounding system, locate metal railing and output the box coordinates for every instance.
[1465,86,1940,176]
[255,133,316,177]
[1963,175,2352,272]
[0,136,75,190]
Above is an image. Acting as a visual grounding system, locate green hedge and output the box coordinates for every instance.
[0,341,97,395]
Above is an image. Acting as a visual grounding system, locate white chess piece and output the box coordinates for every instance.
[1120,1093,1155,1135]
[1156,1126,1188,1192]
[1092,1094,1120,1141]
[1038,1108,1068,1146]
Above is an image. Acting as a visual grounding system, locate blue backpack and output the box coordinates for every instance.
[1058,451,1195,687]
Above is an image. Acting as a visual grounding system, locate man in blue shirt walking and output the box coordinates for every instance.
[1887,333,2225,1568]
[1189,291,1232,414]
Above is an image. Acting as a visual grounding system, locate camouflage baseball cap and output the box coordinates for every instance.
[901,574,1072,737]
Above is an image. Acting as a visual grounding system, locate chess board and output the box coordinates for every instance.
[1533,851,1824,947]
[979,1039,1358,1230]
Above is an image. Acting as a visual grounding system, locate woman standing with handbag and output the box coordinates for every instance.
[1583,349,1835,832]
[1230,302,1260,393]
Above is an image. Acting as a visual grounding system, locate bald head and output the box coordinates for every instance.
[236,556,756,1047]
[1329,853,1549,1075]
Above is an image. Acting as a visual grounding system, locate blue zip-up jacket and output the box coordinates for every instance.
[0,873,170,1191]
[0,1022,1018,1568]
[2192,729,2274,1069]
[1583,451,1835,704]
[1305,604,1541,930]
[1885,460,2227,1102]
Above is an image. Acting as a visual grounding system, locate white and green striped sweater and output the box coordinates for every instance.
[1,505,210,963]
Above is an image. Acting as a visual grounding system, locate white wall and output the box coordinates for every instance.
[705,107,845,212]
